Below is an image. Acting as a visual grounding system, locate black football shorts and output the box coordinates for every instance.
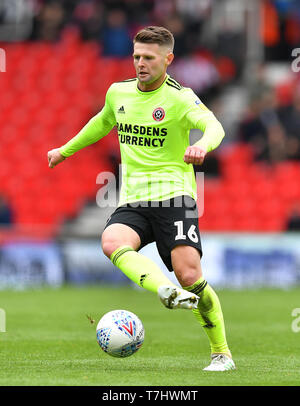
[104,195,202,272]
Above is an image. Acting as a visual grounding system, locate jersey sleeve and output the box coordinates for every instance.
[178,88,225,152]
[59,85,116,157]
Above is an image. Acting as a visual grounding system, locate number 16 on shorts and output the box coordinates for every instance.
[174,220,199,243]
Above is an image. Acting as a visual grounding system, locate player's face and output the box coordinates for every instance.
[133,42,174,90]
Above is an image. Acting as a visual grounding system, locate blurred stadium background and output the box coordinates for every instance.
[1,0,300,291]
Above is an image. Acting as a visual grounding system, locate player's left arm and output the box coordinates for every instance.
[183,116,225,165]
[181,91,225,165]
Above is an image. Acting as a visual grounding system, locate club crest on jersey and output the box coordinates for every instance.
[152,107,165,122]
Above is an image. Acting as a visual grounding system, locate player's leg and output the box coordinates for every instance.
[102,222,177,293]
[151,196,234,369]
[171,245,235,370]
[171,245,230,353]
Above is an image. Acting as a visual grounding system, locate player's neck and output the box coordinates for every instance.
[137,73,167,92]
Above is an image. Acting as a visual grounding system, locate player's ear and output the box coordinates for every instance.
[166,52,174,67]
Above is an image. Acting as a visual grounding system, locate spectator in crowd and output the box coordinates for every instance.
[101,8,132,57]
[70,0,104,41]
[31,0,65,42]
[163,13,187,57]
[0,194,13,225]
[168,52,220,97]
[286,202,300,231]
[277,88,300,161]
[0,0,34,41]
[261,0,300,61]
[238,80,292,164]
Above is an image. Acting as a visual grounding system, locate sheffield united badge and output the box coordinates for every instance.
[152,107,165,121]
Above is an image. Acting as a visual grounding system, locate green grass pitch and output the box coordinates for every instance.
[0,285,300,386]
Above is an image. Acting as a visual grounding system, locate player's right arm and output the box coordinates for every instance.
[48,148,66,168]
[47,85,116,168]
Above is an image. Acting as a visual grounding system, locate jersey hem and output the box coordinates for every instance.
[117,191,197,208]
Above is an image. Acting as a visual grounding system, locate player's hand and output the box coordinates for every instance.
[183,145,207,165]
[47,148,66,168]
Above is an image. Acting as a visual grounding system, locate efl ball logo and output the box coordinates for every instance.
[152,107,165,122]
[96,310,144,358]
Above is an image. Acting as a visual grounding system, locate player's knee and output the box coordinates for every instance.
[101,224,141,259]
[101,237,120,259]
[171,246,202,286]
[101,233,137,259]
[175,266,201,287]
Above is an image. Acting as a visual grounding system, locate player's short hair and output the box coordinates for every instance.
[133,26,174,52]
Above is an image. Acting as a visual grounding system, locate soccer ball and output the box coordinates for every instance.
[96,310,144,358]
